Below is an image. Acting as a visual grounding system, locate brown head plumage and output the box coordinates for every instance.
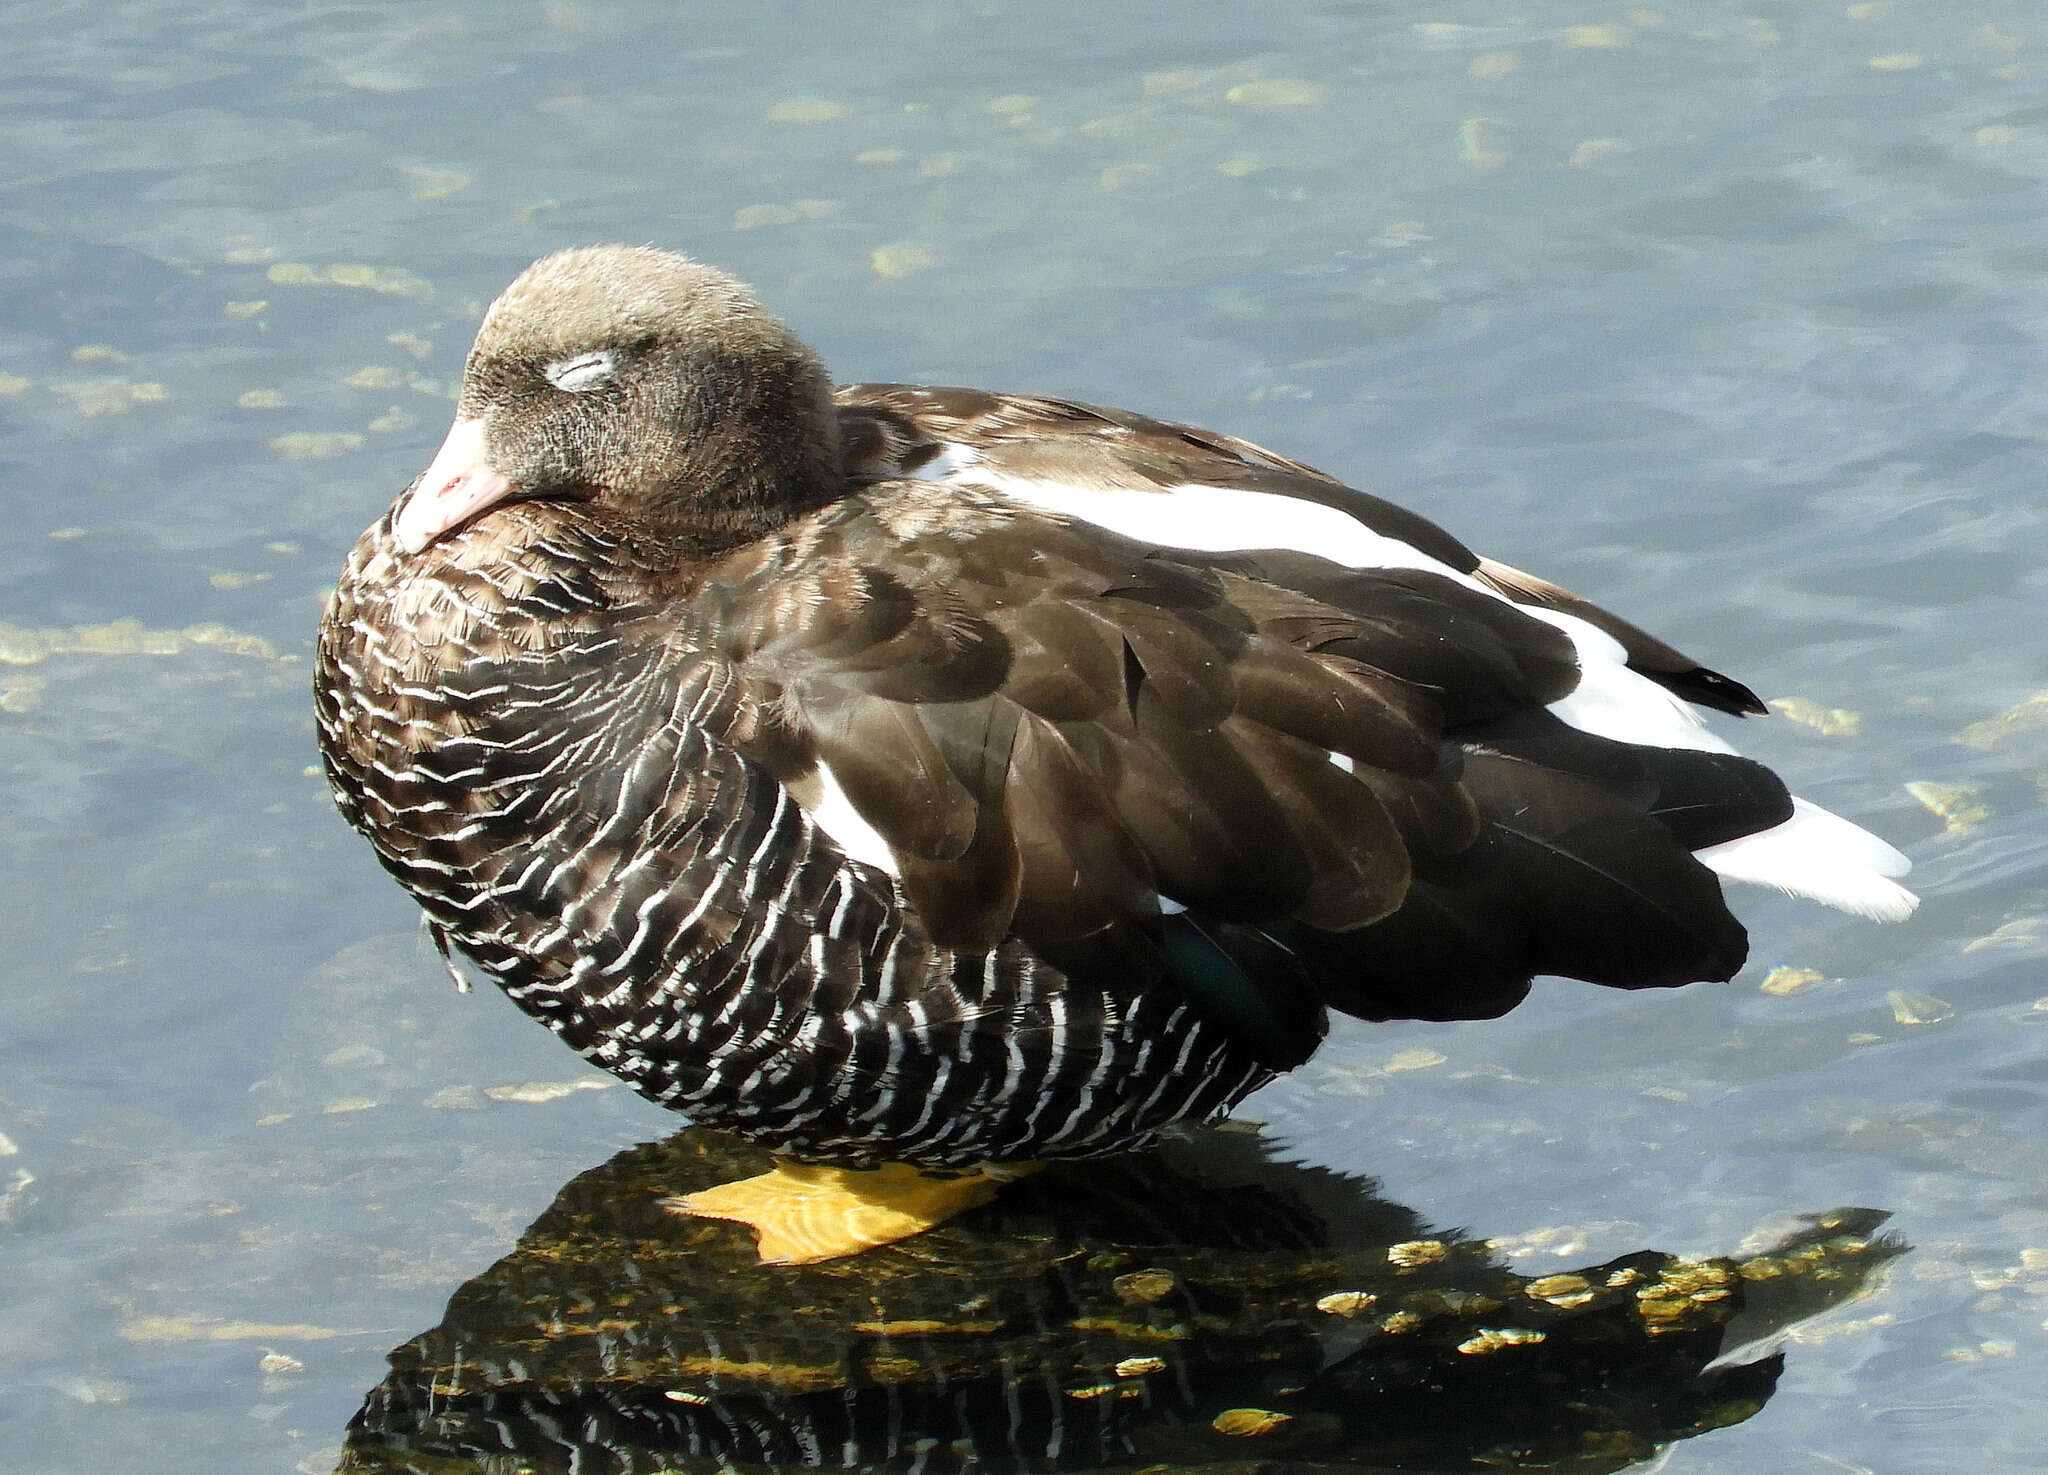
[396,245,842,556]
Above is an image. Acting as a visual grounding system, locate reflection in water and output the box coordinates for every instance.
[338,1128,1900,1475]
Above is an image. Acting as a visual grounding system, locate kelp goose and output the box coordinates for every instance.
[316,246,1916,1262]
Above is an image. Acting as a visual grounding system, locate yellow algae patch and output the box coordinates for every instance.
[1469,51,1519,79]
[1458,1327,1547,1354]
[1065,1317,1189,1342]
[1388,1239,1449,1268]
[208,571,271,591]
[267,262,431,298]
[403,166,472,200]
[870,243,939,279]
[54,379,166,416]
[1961,917,2044,953]
[1906,779,1989,837]
[1761,965,1825,996]
[1386,1047,1447,1073]
[236,389,285,409]
[223,300,267,319]
[766,96,851,124]
[421,1085,484,1111]
[1526,1274,1595,1307]
[1867,54,1922,71]
[0,618,278,665]
[864,1355,926,1383]
[733,204,802,231]
[1407,1288,1500,1316]
[342,366,405,390]
[674,1354,843,1393]
[1570,137,1630,165]
[0,672,44,714]
[72,345,129,364]
[1226,78,1324,109]
[1065,1380,1143,1401]
[1212,1408,1291,1437]
[1459,118,1505,170]
[1563,25,1628,48]
[1770,696,1862,737]
[1887,990,1953,1026]
[185,623,279,658]
[343,69,425,94]
[1112,1271,1178,1305]
[267,432,364,461]
[122,1316,353,1342]
[485,1078,614,1103]
[1659,1262,1735,1296]
[1845,3,1887,19]
[1958,692,2048,751]
[1633,1260,1739,1329]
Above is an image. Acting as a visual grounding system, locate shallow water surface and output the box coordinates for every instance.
[2,3,2045,1472]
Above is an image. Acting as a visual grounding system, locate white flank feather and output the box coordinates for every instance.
[799,762,900,875]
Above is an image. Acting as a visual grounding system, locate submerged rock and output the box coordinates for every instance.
[338,1128,1902,1474]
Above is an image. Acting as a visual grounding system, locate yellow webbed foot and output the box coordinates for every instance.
[667,1160,1031,1264]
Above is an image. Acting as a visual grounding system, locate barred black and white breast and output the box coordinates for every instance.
[316,245,1915,1183]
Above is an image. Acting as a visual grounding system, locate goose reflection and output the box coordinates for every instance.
[337,1127,1900,1475]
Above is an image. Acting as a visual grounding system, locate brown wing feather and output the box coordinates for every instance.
[839,384,1762,719]
[705,485,1537,955]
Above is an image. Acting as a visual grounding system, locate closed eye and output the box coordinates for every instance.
[543,350,616,393]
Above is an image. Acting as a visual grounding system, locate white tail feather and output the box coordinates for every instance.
[1696,798,1918,922]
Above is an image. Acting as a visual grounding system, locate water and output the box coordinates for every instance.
[2,2,2044,1470]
